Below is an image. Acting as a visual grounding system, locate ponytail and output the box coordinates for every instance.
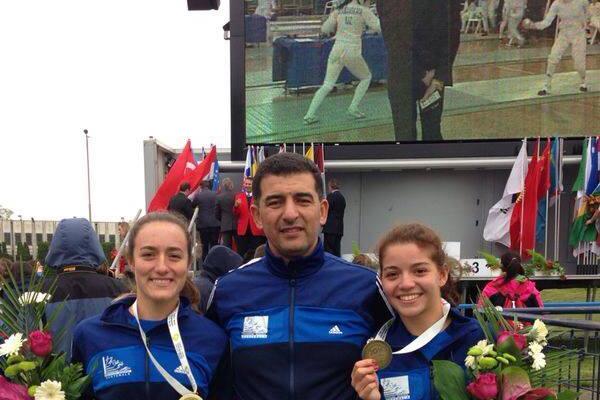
[500,252,524,283]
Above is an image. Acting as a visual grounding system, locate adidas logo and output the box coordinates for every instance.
[174,365,187,375]
[329,325,343,335]
[103,356,132,379]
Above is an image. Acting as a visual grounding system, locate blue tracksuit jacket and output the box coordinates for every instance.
[377,308,484,400]
[207,241,392,400]
[71,296,227,400]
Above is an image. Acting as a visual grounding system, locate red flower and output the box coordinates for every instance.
[467,372,499,400]
[0,376,31,400]
[28,330,52,357]
[497,331,527,351]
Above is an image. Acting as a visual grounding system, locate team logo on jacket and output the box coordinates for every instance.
[102,356,132,379]
[328,325,343,335]
[174,365,188,375]
[380,376,410,400]
[241,316,269,339]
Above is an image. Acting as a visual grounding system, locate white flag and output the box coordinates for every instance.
[483,140,529,246]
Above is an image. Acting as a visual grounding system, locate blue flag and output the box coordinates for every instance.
[212,159,220,191]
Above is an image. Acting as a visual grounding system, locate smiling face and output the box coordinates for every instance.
[130,221,189,314]
[251,172,328,262]
[380,242,448,328]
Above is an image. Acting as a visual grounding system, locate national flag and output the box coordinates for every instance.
[305,144,314,161]
[509,140,541,258]
[314,143,326,194]
[211,159,220,191]
[252,146,260,177]
[244,146,254,178]
[483,140,528,247]
[257,146,266,164]
[569,138,599,253]
[186,146,218,192]
[549,137,563,205]
[148,140,196,212]
[535,138,552,242]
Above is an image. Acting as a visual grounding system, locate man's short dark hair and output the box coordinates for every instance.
[201,180,211,189]
[329,178,340,190]
[253,152,323,202]
[180,182,191,192]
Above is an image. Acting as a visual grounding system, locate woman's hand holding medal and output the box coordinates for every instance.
[351,359,381,400]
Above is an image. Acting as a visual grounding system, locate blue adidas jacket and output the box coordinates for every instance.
[71,296,227,400]
[377,308,484,400]
[207,241,392,400]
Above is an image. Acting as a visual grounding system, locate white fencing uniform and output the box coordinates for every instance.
[499,0,510,37]
[530,0,589,91]
[507,0,527,45]
[461,1,478,31]
[255,0,274,17]
[304,0,381,122]
[590,2,600,30]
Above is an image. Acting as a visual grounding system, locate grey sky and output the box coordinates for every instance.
[0,0,232,221]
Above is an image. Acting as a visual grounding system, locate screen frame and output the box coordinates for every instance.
[229,1,587,162]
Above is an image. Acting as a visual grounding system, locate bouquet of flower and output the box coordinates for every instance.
[431,301,579,400]
[523,250,565,278]
[0,263,90,400]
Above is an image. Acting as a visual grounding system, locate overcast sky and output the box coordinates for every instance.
[0,0,232,222]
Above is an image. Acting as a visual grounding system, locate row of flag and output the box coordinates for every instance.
[483,138,563,259]
[148,141,328,212]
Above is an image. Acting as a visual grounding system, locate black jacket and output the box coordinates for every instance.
[167,192,194,222]
[323,190,346,235]
[192,189,221,229]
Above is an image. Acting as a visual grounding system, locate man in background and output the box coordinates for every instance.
[322,178,346,257]
[167,182,194,222]
[192,180,221,261]
[216,177,237,249]
[233,177,265,257]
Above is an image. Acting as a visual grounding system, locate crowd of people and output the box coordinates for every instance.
[0,152,545,400]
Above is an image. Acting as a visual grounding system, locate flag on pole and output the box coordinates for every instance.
[211,159,220,191]
[549,137,563,205]
[535,138,552,242]
[257,146,266,164]
[314,144,326,194]
[244,146,254,178]
[252,146,260,177]
[509,140,542,258]
[483,140,529,247]
[569,137,599,253]
[305,144,314,161]
[186,146,218,192]
[148,140,196,212]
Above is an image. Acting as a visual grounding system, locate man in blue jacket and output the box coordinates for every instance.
[207,152,392,400]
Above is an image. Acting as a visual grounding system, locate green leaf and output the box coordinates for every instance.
[431,360,470,400]
[556,390,580,400]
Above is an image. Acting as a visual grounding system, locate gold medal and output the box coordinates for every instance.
[179,394,202,400]
[362,339,392,370]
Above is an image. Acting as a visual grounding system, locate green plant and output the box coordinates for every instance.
[351,241,361,257]
[524,250,565,277]
[478,251,501,271]
[36,242,50,264]
[16,243,32,261]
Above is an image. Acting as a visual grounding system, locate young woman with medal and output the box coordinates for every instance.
[351,223,484,400]
[72,212,227,400]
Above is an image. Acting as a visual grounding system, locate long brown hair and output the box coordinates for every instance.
[127,211,200,311]
[377,223,459,305]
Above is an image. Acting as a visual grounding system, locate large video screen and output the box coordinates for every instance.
[243,0,600,144]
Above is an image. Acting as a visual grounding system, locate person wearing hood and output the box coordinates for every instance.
[44,218,128,360]
[194,245,243,314]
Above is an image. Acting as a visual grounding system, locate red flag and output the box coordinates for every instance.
[186,146,217,192]
[148,140,196,212]
[314,144,325,173]
[510,141,540,258]
[537,138,551,201]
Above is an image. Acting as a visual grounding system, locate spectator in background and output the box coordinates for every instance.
[194,245,243,314]
[110,221,130,276]
[168,182,194,222]
[479,251,543,308]
[234,177,265,257]
[322,179,346,257]
[216,178,237,249]
[192,180,221,261]
[352,253,378,271]
[44,218,128,360]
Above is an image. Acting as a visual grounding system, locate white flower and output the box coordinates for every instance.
[528,341,544,356]
[19,291,52,305]
[464,355,477,369]
[495,306,503,312]
[475,340,494,356]
[34,380,65,400]
[529,320,548,342]
[0,332,25,357]
[531,352,546,370]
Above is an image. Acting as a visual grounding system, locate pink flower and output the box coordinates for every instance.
[518,387,556,400]
[28,330,52,357]
[467,372,499,400]
[0,376,32,400]
[497,331,527,351]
